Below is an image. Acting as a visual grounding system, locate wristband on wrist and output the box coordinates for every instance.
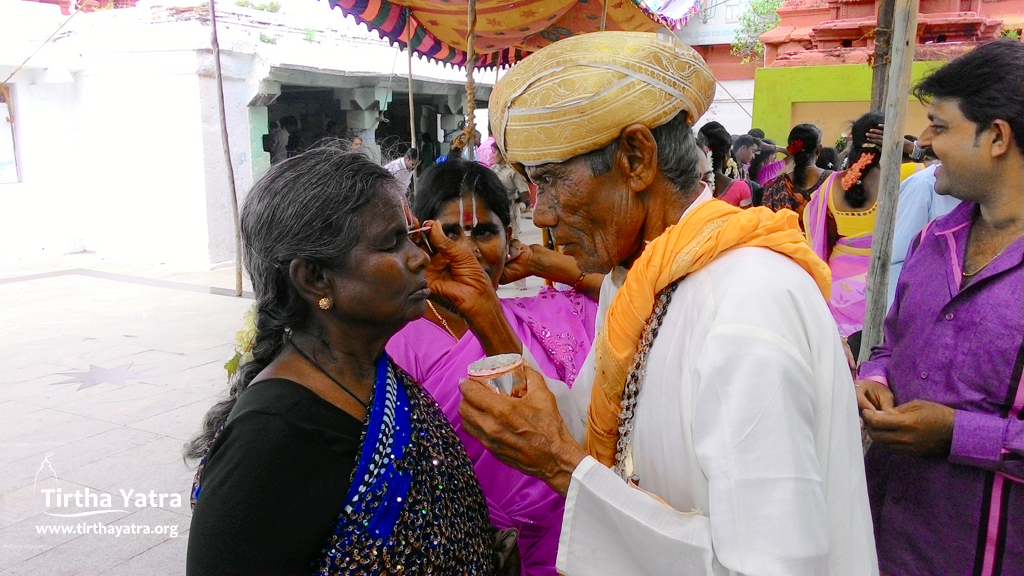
[909,143,924,161]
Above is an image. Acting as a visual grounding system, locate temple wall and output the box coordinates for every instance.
[1,1,492,268]
[760,0,1021,67]
[694,80,756,136]
[0,48,215,267]
[752,61,943,144]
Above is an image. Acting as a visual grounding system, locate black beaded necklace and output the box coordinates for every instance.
[288,340,369,409]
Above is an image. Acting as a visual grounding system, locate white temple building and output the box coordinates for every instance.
[0,0,495,266]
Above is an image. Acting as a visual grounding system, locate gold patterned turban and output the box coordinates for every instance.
[489,31,716,168]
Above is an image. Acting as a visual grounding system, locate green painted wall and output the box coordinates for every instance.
[250,106,271,182]
[752,62,945,144]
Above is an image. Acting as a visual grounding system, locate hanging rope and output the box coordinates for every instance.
[459,0,478,158]
[600,0,609,31]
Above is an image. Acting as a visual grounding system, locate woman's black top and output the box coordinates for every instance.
[186,379,363,576]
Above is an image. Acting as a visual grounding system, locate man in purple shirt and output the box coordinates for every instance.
[856,40,1023,576]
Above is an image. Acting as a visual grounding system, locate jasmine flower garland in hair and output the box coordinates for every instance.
[726,157,740,179]
[224,304,257,377]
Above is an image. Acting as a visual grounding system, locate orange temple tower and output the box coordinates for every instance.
[760,0,1022,67]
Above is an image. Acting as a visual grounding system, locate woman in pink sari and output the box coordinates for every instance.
[387,160,599,576]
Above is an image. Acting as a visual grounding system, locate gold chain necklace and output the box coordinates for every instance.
[426,300,458,340]
[963,234,1020,277]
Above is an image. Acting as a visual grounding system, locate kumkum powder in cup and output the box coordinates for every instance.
[468,353,525,395]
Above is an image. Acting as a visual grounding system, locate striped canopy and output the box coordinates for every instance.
[326,0,702,68]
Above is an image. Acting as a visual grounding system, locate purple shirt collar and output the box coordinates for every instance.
[930,201,1024,296]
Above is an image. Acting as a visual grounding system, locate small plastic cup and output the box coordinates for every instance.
[468,353,525,395]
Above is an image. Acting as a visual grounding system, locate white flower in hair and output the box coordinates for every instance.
[726,157,740,179]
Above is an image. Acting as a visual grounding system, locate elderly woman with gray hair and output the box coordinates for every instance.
[184,147,499,576]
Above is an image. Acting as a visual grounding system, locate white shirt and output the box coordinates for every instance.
[542,190,878,576]
[385,157,414,192]
[270,128,289,164]
[888,164,960,308]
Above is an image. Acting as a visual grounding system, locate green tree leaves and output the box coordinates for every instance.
[731,0,783,64]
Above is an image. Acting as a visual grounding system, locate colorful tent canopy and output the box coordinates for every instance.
[326,0,702,68]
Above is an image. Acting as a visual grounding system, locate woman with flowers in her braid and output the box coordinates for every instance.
[761,124,832,219]
[184,147,501,576]
[803,112,923,344]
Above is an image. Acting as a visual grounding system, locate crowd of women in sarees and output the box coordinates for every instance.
[755,112,926,352]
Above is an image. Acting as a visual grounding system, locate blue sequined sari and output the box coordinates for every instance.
[193,354,496,575]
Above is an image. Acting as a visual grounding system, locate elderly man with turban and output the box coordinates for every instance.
[424,32,878,576]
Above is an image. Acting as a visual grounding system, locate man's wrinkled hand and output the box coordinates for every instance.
[424,220,497,316]
[459,365,586,496]
[862,399,955,456]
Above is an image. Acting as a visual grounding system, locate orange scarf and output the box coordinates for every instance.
[585,199,832,467]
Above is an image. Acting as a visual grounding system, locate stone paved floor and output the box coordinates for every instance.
[0,217,544,576]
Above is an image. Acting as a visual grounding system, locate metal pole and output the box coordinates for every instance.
[858,0,919,362]
[209,0,243,297]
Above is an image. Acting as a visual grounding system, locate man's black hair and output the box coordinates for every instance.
[913,39,1023,151]
[732,134,758,152]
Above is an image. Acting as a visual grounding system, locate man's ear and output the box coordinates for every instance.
[988,119,1014,159]
[289,258,333,308]
[616,124,659,194]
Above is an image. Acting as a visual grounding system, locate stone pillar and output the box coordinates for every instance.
[336,87,391,163]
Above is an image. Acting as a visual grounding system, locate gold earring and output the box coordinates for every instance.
[318,297,333,310]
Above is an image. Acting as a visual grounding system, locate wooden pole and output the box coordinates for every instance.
[870,0,897,111]
[600,0,609,31]
[406,8,418,196]
[209,0,243,297]
[858,0,919,363]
